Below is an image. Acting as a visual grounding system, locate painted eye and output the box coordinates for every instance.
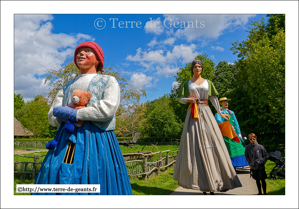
[87,50,91,52]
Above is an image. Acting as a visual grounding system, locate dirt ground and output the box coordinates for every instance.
[14,149,48,155]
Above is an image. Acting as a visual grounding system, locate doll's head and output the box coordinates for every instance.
[70,89,92,109]
[74,41,105,74]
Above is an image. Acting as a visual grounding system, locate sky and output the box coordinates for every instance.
[14,14,267,103]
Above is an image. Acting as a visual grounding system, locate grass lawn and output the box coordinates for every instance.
[130,167,179,195]
[14,152,48,162]
[14,145,285,195]
[14,160,285,195]
[14,179,35,195]
[264,160,285,195]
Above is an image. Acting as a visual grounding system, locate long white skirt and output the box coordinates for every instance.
[173,104,242,192]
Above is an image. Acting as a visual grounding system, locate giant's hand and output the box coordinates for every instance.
[53,106,78,123]
[220,113,230,121]
[187,97,198,104]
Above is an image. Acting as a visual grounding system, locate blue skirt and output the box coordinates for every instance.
[33,122,132,195]
[231,154,249,168]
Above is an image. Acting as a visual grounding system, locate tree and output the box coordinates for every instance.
[212,61,237,98]
[14,93,25,117]
[15,95,57,138]
[142,96,182,139]
[266,14,285,37]
[43,62,147,137]
[115,103,146,137]
[43,62,80,105]
[230,15,285,149]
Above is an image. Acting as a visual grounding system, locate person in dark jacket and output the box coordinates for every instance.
[245,133,268,195]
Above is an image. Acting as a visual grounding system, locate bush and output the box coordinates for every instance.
[14,138,52,149]
[116,137,133,141]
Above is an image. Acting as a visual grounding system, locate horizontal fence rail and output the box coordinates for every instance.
[14,154,46,180]
[124,150,178,180]
[14,150,178,181]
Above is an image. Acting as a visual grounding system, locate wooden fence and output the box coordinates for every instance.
[14,154,46,180]
[123,150,178,180]
[14,150,178,181]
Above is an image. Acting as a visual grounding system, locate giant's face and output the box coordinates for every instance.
[76,47,99,69]
[193,63,202,76]
[220,100,229,109]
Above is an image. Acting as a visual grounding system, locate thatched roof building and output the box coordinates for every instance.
[14,117,33,137]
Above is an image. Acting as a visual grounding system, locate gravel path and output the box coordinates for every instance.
[170,166,258,195]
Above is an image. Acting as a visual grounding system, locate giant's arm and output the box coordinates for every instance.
[209,96,222,115]
[179,97,188,104]
[215,111,224,124]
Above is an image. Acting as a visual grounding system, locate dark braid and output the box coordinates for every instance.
[97,63,104,74]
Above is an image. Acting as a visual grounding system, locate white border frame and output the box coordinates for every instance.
[1,1,298,208]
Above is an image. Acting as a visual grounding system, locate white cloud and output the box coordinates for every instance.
[144,17,164,35]
[165,44,198,64]
[163,37,176,45]
[126,48,166,63]
[126,44,198,77]
[148,38,159,48]
[156,65,180,77]
[211,46,224,51]
[172,81,180,90]
[164,14,255,42]
[210,55,215,59]
[14,15,94,100]
[127,44,198,65]
[129,73,153,89]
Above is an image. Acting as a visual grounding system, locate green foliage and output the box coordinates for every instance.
[213,61,237,98]
[14,138,52,142]
[15,95,57,138]
[195,53,216,81]
[117,137,133,141]
[43,62,80,105]
[230,16,285,139]
[115,103,147,137]
[142,96,182,139]
[266,14,285,37]
[14,93,25,117]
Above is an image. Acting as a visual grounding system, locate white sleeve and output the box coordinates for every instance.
[209,96,222,115]
[48,89,64,127]
[179,97,188,104]
[76,76,120,122]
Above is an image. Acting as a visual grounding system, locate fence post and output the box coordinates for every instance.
[166,151,169,169]
[144,156,147,181]
[33,156,36,181]
[158,151,162,176]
